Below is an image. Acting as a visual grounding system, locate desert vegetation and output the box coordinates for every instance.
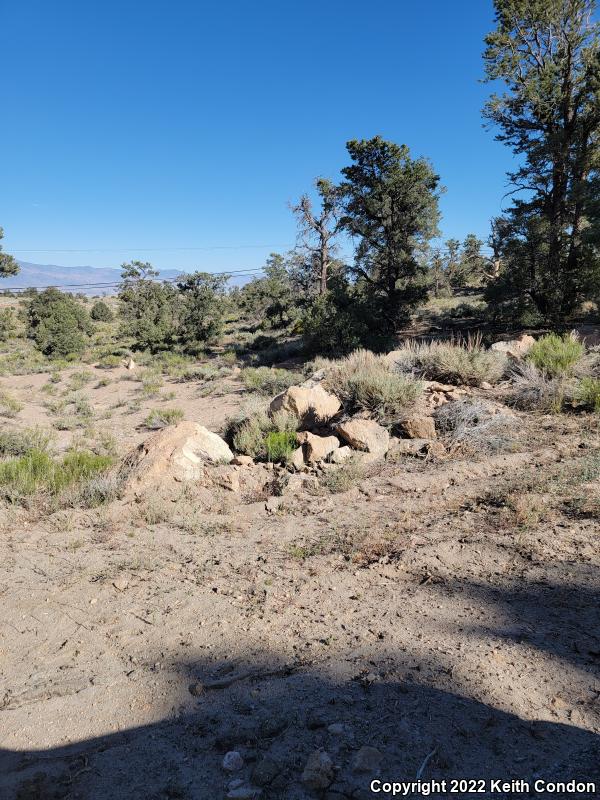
[1,1,599,799]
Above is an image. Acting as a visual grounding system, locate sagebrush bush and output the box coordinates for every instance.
[394,337,506,386]
[319,456,366,493]
[144,407,185,429]
[527,333,584,377]
[90,300,114,322]
[0,427,53,457]
[225,404,298,461]
[241,366,303,395]
[0,449,113,497]
[323,349,421,420]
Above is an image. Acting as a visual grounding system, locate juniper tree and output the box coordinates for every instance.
[0,228,19,277]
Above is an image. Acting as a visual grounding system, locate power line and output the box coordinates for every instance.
[10,244,294,254]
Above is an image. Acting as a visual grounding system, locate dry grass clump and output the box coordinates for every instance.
[393,336,506,387]
[240,366,303,395]
[434,399,520,454]
[0,426,53,457]
[509,362,568,413]
[143,407,185,429]
[323,349,422,420]
[319,456,366,493]
[0,390,23,418]
[575,377,600,412]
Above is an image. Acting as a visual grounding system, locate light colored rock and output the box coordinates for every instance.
[297,431,340,463]
[265,496,283,514]
[123,422,233,491]
[289,446,306,471]
[223,751,245,772]
[210,466,240,492]
[125,357,137,370]
[270,385,341,426]
[397,415,436,440]
[330,445,353,464]
[491,333,535,359]
[301,750,334,790]
[352,746,382,773]
[336,419,390,457]
[232,455,254,466]
[112,575,129,592]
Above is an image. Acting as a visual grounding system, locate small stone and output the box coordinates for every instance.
[188,681,205,697]
[265,496,283,514]
[330,446,352,464]
[112,575,129,591]
[223,750,245,772]
[306,708,328,729]
[352,746,382,773]
[252,756,280,786]
[301,750,334,790]
[397,415,436,440]
[290,446,305,471]
[327,723,345,735]
[226,787,262,799]
[232,455,254,466]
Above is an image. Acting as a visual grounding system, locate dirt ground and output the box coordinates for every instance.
[0,363,599,799]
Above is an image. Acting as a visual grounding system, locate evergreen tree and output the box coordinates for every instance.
[339,136,442,333]
[483,0,600,321]
[0,227,19,278]
[118,261,178,352]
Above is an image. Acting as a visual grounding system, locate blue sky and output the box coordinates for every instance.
[1,0,513,274]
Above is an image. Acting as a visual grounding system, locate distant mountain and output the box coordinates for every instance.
[1,262,252,295]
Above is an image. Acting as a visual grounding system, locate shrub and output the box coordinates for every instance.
[0,390,23,417]
[0,449,113,497]
[509,362,566,413]
[394,337,506,387]
[527,333,584,377]
[226,404,298,461]
[26,288,93,357]
[144,407,185,429]
[69,370,94,389]
[0,308,17,341]
[434,399,520,454]
[0,426,53,457]
[241,366,303,395]
[97,354,122,369]
[265,430,297,463]
[323,349,421,420]
[90,300,114,322]
[575,377,600,412]
[320,456,365,493]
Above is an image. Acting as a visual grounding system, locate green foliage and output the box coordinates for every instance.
[0,227,19,277]
[0,308,17,341]
[576,377,600,411]
[144,407,185,429]
[339,136,442,333]
[90,300,114,321]
[26,288,93,357]
[483,1,600,322]
[265,430,297,463]
[527,334,584,377]
[235,253,301,329]
[324,349,422,421]
[0,449,113,497]
[177,271,229,347]
[241,366,303,395]
[97,354,122,369]
[118,261,179,352]
[227,406,299,461]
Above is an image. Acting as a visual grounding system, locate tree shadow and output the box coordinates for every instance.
[1,645,599,800]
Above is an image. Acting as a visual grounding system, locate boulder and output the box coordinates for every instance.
[123,421,233,490]
[289,446,306,471]
[336,419,390,457]
[491,334,535,359]
[330,445,353,464]
[232,454,254,466]
[297,431,340,463]
[270,385,341,426]
[397,414,436,440]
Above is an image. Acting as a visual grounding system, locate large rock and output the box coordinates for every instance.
[270,385,341,426]
[297,431,340,463]
[123,421,233,490]
[397,414,436,439]
[336,418,390,457]
[491,334,535,359]
[301,751,334,791]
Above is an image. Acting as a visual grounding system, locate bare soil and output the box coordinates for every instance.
[0,363,599,799]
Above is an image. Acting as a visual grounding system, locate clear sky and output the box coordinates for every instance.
[1,0,514,274]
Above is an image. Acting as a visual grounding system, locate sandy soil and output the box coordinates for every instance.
[0,364,599,799]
